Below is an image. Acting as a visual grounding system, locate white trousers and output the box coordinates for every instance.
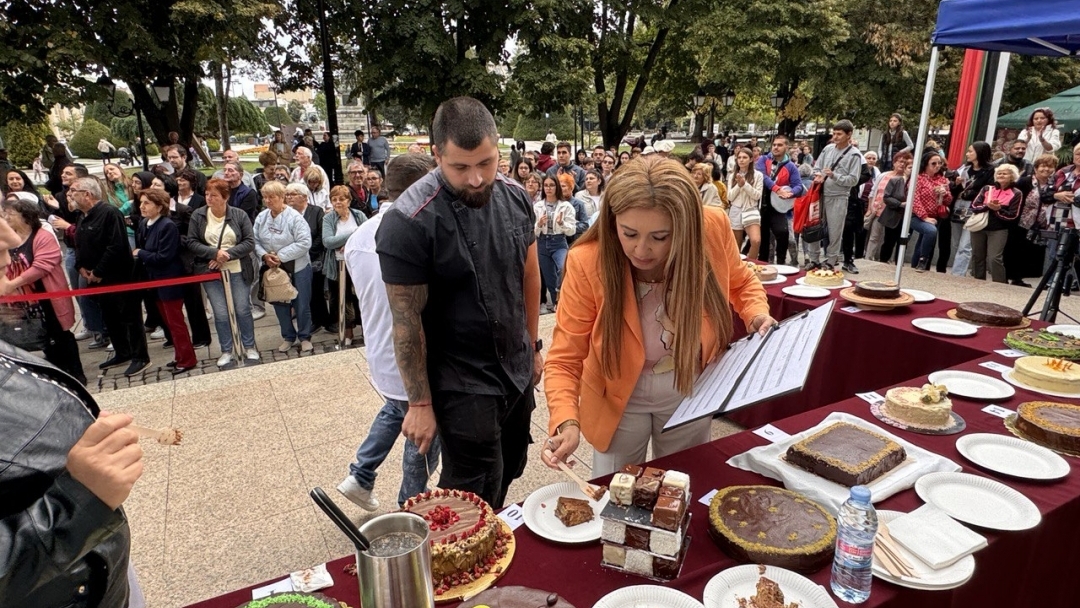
[591,371,712,477]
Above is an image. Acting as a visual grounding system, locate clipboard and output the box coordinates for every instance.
[662,300,834,431]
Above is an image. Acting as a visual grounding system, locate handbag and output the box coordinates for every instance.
[964,211,989,232]
[0,301,50,351]
[261,266,298,303]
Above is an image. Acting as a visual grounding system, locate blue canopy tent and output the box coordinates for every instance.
[894,0,1080,283]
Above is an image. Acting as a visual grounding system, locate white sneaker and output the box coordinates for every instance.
[300,340,313,353]
[278,340,296,353]
[337,475,379,511]
[252,308,266,321]
[245,348,260,361]
[149,328,165,340]
[216,353,235,367]
[106,342,114,352]
[73,329,91,341]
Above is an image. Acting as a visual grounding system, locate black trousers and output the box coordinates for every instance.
[935,217,953,273]
[432,387,535,509]
[842,216,866,263]
[880,224,902,263]
[41,301,86,384]
[311,270,334,330]
[757,203,790,264]
[96,290,148,363]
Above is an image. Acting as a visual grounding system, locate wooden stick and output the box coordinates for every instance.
[878,524,917,572]
[873,544,904,578]
[129,423,183,445]
[543,449,606,501]
[875,534,916,578]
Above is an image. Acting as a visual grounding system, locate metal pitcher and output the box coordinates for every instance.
[356,512,435,608]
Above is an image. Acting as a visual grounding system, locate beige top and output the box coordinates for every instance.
[205,209,242,274]
[636,280,675,374]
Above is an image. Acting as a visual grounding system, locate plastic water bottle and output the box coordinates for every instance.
[830,485,878,603]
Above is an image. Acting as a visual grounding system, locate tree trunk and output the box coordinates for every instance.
[691,112,707,143]
[214,62,231,151]
[135,76,199,152]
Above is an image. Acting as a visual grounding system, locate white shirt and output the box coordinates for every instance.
[1018,126,1061,163]
[343,203,407,401]
[290,163,331,210]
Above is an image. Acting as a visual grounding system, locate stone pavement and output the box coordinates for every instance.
[94,259,1080,607]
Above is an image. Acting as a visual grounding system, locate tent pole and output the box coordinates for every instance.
[895,45,942,285]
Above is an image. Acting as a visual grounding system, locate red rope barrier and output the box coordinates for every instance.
[0,273,220,304]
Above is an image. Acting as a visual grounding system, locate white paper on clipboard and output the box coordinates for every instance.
[663,300,834,431]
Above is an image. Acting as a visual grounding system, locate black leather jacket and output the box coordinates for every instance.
[0,340,131,608]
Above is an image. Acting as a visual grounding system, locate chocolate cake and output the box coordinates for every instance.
[853,280,901,300]
[785,422,907,487]
[955,301,1023,326]
[554,496,594,527]
[736,566,800,608]
[401,488,509,593]
[1015,401,1080,453]
[458,586,576,608]
[708,486,836,573]
[1006,329,1080,360]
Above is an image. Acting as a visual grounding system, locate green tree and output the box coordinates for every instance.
[313,91,327,119]
[512,113,576,141]
[1001,55,1080,116]
[264,105,292,129]
[228,96,270,134]
[287,100,303,122]
[69,119,112,159]
[110,115,153,146]
[0,121,50,167]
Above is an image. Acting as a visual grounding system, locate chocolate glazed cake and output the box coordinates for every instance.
[853,280,901,300]
[1015,401,1080,453]
[956,301,1023,326]
[708,486,836,573]
[785,422,907,487]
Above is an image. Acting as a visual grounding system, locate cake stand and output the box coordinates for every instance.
[839,288,915,311]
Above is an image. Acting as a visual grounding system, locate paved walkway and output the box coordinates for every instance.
[97,260,1080,607]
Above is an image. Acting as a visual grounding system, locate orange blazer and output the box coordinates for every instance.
[544,206,771,451]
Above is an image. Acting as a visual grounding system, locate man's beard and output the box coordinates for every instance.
[455,182,495,208]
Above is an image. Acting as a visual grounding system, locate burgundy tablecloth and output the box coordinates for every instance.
[188,351,1080,608]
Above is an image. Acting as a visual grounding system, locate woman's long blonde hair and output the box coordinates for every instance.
[578,155,732,394]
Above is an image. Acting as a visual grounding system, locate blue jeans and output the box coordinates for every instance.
[910,216,938,267]
[537,235,568,304]
[65,251,105,334]
[271,264,313,342]
[203,272,256,352]
[349,398,441,507]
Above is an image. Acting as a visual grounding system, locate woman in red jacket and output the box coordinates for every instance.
[909,152,952,272]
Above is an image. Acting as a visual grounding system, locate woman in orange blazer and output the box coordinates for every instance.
[543,156,774,476]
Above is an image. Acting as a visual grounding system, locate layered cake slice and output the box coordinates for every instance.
[708,486,836,573]
[882,384,953,429]
[785,422,907,487]
[1013,356,1080,394]
[853,280,901,300]
[1015,401,1080,453]
[955,301,1023,326]
[554,496,594,527]
[804,268,844,287]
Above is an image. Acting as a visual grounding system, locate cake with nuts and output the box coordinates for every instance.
[1014,401,1080,454]
[1005,329,1080,360]
[785,422,906,487]
[600,464,691,580]
[401,488,510,594]
[803,267,844,287]
[1013,356,1080,394]
[708,486,836,573]
[882,384,953,429]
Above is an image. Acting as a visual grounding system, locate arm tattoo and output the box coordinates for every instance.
[386,283,431,404]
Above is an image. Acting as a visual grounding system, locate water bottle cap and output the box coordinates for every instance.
[850,485,872,503]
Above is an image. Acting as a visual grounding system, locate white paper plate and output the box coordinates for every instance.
[911,317,978,337]
[915,472,1041,531]
[1047,324,1080,338]
[704,564,838,608]
[593,585,704,608]
[956,433,1070,481]
[927,370,1015,400]
[773,264,800,275]
[522,481,607,544]
[783,285,831,299]
[1002,369,1080,399]
[871,511,975,590]
[901,288,935,303]
[796,277,853,290]
[760,275,788,285]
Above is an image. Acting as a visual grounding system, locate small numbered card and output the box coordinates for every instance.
[753,424,792,444]
[983,404,1015,419]
[979,361,1013,374]
[856,391,886,406]
[841,305,863,314]
[498,503,525,531]
[994,349,1028,358]
[699,488,718,506]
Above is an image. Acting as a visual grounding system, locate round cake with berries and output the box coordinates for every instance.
[402,488,510,593]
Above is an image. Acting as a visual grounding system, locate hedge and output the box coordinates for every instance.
[69,119,113,159]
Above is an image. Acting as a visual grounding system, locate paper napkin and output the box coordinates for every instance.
[289,563,334,592]
[888,504,987,569]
